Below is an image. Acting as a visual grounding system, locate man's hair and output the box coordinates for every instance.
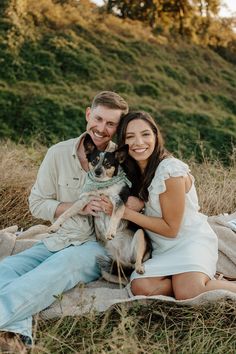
[91,91,129,115]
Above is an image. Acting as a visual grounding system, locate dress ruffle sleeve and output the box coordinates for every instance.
[148,158,190,195]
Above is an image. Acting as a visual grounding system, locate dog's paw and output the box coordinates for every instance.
[48,224,60,233]
[135,263,145,274]
[105,233,114,240]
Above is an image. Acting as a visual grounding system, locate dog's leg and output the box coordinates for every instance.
[17,225,50,239]
[132,229,148,274]
[48,193,96,233]
[105,196,125,240]
[1,225,18,233]
[97,255,129,286]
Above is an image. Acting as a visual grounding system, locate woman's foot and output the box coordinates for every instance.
[0,331,27,353]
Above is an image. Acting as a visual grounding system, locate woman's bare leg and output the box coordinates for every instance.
[172,272,236,300]
[131,276,173,296]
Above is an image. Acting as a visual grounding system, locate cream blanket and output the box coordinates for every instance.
[1,212,236,318]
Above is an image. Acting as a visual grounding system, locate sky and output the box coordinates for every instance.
[220,0,236,17]
[91,0,236,18]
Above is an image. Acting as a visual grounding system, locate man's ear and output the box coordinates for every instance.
[85,107,91,123]
[83,134,96,155]
[114,144,129,163]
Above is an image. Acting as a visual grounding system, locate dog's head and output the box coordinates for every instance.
[83,134,129,180]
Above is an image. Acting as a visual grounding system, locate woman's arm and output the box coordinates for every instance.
[123,176,186,238]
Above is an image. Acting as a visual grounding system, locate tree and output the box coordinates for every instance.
[106,0,223,38]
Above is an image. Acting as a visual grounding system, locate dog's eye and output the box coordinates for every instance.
[91,159,98,166]
[91,156,100,166]
[103,161,111,168]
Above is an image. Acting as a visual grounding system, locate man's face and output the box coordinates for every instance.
[86,105,123,150]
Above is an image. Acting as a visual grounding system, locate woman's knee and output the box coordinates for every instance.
[173,282,207,300]
[131,277,173,296]
[131,279,148,295]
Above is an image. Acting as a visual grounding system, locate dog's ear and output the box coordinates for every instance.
[83,134,97,155]
[114,144,129,163]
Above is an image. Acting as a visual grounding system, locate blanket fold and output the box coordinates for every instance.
[208,211,236,278]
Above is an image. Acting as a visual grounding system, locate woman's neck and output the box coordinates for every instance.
[137,161,147,174]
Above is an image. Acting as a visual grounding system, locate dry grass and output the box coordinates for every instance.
[191,155,236,215]
[0,141,236,353]
[0,140,46,228]
[32,300,236,353]
[1,141,235,229]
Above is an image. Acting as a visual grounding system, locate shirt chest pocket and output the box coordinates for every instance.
[58,177,82,202]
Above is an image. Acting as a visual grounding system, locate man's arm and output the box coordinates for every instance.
[29,147,61,223]
[54,202,74,218]
[54,198,103,218]
[29,146,104,221]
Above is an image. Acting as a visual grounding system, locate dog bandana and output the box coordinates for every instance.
[81,168,132,193]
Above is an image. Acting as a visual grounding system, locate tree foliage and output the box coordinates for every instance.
[106,0,234,44]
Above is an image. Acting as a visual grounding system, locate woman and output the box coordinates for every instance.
[106,111,236,299]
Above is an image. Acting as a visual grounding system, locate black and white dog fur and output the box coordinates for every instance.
[48,134,151,285]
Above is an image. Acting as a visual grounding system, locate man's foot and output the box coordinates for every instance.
[0,332,27,353]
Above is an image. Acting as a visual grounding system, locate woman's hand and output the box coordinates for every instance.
[126,196,144,212]
[100,195,144,218]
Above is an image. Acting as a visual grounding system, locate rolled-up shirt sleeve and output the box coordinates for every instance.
[29,147,61,223]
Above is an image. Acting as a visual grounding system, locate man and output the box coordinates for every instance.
[0,91,140,351]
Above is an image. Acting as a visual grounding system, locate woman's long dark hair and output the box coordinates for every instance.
[117,111,171,202]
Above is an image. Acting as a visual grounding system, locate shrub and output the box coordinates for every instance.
[134,82,159,98]
[104,44,136,64]
[158,109,236,163]
[0,89,86,145]
[216,95,236,115]
[113,80,134,93]
[54,47,106,80]
[162,65,188,84]
[20,42,57,67]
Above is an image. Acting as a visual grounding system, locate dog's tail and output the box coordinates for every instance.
[96,255,132,286]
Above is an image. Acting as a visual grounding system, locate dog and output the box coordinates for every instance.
[48,133,151,285]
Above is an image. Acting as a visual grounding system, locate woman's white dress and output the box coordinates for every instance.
[131,157,218,281]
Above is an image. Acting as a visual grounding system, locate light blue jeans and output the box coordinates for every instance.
[0,240,106,342]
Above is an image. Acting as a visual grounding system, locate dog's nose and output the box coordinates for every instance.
[95,168,102,177]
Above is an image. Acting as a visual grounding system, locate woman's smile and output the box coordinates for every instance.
[125,119,156,170]
[132,147,148,153]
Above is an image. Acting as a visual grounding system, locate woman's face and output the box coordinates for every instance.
[125,119,156,170]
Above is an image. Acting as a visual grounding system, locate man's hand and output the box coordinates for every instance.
[80,197,103,217]
[126,196,144,212]
[55,197,104,219]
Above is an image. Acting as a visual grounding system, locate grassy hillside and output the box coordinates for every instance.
[0,0,236,162]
